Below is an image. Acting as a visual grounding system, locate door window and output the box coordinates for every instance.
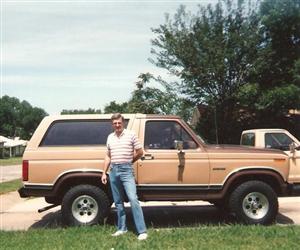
[144,121,197,150]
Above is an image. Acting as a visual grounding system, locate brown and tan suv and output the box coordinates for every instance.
[18,114,300,226]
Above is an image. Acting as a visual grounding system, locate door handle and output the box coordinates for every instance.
[141,154,154,160]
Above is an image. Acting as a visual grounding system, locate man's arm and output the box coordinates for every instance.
[101,152,111,185]
[132,148,144,163]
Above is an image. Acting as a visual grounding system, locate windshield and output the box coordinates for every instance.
[185,122,207,144]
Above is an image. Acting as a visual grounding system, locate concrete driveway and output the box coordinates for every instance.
[1,191,300,231]
[0,165,21,183]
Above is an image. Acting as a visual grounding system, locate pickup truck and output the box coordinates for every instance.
[241,128,300,183]
[240,128,300,151]
[19,114,300,226]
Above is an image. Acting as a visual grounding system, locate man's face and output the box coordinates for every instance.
[112,118,124,134]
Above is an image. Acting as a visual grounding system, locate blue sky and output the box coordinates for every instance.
[1,0,215,114]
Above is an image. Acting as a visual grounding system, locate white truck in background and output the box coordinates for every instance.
[241,129,300,151]
[240,128,300,182]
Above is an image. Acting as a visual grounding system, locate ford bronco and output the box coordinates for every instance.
[18,114,300,226]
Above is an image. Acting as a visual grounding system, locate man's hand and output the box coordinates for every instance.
[101,173,107,185]
[102,153,111,185]
[132,148,144,163]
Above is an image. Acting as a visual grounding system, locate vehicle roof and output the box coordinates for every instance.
[242,128,288,134]
[42,113,181,121]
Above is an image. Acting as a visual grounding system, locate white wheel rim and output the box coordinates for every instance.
[71,195,98,224]
[242,192,269,219]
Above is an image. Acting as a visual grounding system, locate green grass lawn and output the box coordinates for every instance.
[0,157,22,166]
[0,225,299,250]
[0,179,22,194]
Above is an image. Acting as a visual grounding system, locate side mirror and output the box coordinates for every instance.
[174,140,183,151]
[290,142,296,155]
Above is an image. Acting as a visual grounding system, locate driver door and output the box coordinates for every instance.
[136,119,210,186]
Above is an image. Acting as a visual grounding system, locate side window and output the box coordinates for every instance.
[265,133,293,151]
[40,120,128,146]
[144,121,198,150]
[241,133,255,146]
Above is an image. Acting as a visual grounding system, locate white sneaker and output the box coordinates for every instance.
[111,230,127,237]
[137,233,148,241]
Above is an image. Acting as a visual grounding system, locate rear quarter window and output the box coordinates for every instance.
[241,133,255,146]
[40,120,128,146]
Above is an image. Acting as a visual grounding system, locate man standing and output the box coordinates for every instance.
[101,113,147,240]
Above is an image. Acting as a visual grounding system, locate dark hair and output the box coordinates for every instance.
[111,113,124,122]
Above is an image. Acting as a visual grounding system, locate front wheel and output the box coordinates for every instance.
[229,180,278,225]
[61,184,110,226]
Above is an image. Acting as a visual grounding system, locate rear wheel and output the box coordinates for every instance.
[61,184,110,226]
[229,180,278,225]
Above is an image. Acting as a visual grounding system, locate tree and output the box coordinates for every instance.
[104,101,129,114]
[0,96,19,137]
[150,0,261,143]
[238,0,300,136]
[127,73,179,114]
[103,73,168,114]
[150,0,300,143]
[292,59,300,85]
[103,73,194,122]
[258,0,300,87]
[0,95,47,139]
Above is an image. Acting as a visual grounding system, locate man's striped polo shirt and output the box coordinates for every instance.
[106,129,142,164]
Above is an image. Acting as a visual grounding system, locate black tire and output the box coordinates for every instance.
[61,184,110,226]
[229,180,278,225]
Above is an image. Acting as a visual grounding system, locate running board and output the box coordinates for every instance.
[38,204,59,213]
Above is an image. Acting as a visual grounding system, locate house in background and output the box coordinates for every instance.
[0,136,27,158]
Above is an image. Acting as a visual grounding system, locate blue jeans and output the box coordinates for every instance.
[109,163,147,234]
